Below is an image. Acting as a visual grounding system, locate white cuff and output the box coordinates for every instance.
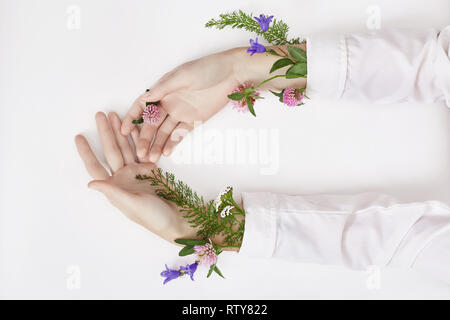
[305,34,348,100]
[238,192,277,258]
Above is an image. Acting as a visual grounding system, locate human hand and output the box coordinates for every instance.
[120,45,307,163]
[120,50,241,163]
[75,112,197,244]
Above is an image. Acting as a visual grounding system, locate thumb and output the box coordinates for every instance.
[143,85,166,103]
[146,71,184,102]
[88,180,134,203]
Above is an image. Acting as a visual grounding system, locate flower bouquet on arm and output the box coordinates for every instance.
[206,10,308,116]
[136,170,244,284]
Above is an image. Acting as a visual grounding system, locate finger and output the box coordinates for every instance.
[121,93,151,136]
[130,127,140,147]
[136,108,168,159]
[88,180,131,198]
[129,126,140,158]
[74,135,109,180]
[108,112,136,164]
[130,126,148,163]
[149,116,179,162]
[121,75,183,136]
[162,122,194,156]
[95,112,124,172]
[147,74,181,102]
[136,124,155,159]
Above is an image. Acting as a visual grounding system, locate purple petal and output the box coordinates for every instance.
[180,262,198,281]
[247,38,265,56]
[256,44,266,53]
[163,277,173,285]
[161,264,180,285]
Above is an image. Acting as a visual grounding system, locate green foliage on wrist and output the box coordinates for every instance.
[208,10,308,114]
[287,45,307,62]
[136,169,245,247]
[269,46,307,78]
[269,58,294,73]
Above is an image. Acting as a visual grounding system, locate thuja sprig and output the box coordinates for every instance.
[143,171,245,283]
[205,10,302,45]
[136,169,245,246]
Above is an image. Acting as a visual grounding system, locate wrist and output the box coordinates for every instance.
[229,45,307,91]
[209,197,244,252]
[211,235,241,252]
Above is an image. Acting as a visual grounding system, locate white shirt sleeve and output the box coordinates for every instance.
[238,192,450,284]
[305,27,450,106]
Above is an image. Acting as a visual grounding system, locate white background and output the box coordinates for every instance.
[1,0,449,299]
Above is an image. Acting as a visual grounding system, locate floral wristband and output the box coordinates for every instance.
[206,10,308,116]
[136,170,245,284]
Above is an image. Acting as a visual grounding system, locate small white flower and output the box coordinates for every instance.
[214,186,232,211]
[220,205,234,218]
[214,198,222,212]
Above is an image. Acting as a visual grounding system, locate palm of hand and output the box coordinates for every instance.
[109,163,193,241]
[75,112,195,243]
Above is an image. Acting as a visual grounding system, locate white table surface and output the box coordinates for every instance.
[1,0,449,299]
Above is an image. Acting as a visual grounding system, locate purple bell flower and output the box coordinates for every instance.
[180,262,198,281]
[160,264,181,285]
[254,14,274,32]
[247,38,266,56]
